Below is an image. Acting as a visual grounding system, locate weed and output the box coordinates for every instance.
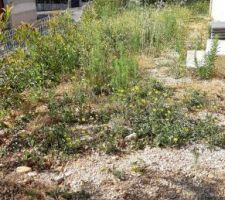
[185,90,207,110]
[197,38,218,79]
[34,123,78,154]
[111,166,127,181]
[130,159,147,173]
[47,188,91,200]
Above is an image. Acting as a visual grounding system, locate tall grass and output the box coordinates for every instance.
[1,1,192,111]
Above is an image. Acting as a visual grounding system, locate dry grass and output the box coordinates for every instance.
[215,56,225,78]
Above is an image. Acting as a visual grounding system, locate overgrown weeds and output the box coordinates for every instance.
[0,0,224,170]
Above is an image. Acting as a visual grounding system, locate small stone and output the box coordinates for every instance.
[35,105,49,113]
[125,133,137,142]
[208,173,214,179]
[16,166,32,173]
[0,130,5,137]
[28,171,37,177]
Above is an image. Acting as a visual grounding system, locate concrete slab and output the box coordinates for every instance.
[186,50,206,68]
[211,0,225,22]
[206,39,225,55]
[211,21,225,29]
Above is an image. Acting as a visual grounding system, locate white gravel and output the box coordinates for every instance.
[32,143,225,199]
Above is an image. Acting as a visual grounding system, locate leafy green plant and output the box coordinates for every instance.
[111,167,127,181]
[130,159,147,173]
[111,53,138,89]
[36,123,78,154]
[197,38,218,79]
[185,90,207,110]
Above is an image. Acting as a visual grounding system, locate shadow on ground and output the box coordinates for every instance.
[1,168,225,200]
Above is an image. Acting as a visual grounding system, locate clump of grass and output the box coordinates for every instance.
[130,159,147,174]
[111,167,127,181]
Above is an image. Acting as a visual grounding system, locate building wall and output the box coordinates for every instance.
[7,0,37,27]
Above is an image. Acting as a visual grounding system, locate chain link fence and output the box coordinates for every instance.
[0,16,50,56]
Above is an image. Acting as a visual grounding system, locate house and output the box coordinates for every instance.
[1,0,37,27]
[1,0,85,27]
[36,0,83,11]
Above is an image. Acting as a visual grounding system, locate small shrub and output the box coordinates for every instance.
[197,38,218,79]
[184,90,207,110]
[111,167,127,181]
[36,123,78,154]
[111,53,138,89]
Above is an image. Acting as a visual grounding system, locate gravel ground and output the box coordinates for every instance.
[10,143,224,199]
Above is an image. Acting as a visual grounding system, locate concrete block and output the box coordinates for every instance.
[186,50,206,68]
[206,39,225,55]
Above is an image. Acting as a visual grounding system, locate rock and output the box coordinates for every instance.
[16,166,32,173]
[35,105,49,113]
[125,133,137,142]
[0,130,5,137]
[208,173,215,179]
[28,171,37,177]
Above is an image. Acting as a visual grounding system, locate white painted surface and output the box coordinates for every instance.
[186,50,206,68]
[186,0,225,68]
[206,39,225,55]
[211,0,225,22]
[11,3,36,14]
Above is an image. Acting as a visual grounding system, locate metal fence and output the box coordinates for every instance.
[36,0,68,11]
[0,16,50,56]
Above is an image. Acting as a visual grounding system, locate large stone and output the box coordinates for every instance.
[16,166,32,173]
[186,50,206,68]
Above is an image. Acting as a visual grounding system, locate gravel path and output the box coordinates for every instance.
[21,143,225,199]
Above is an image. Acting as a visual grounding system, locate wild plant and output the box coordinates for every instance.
[197,38,218,79]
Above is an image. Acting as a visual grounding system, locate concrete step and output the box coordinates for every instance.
[186,50,206,68]
[206,39,225,55]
